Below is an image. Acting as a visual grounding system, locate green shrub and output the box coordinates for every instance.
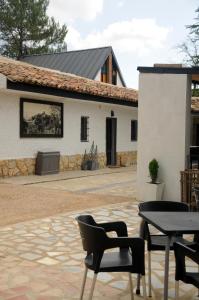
[149,159,159,183]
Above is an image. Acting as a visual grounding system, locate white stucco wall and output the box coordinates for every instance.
[0,90,137,159]
[94,70,101,81]
[116,72,124,87]
[0,74,6,89]
[137,72,191,201]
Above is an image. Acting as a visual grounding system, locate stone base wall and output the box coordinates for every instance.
[0,158,35,177]
[0,151,137,177]
[117,151,137,167]
[59,153,107,171]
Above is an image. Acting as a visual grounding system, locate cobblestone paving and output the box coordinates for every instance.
[0,201,198,300]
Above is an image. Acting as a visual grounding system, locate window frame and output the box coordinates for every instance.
[131,120,138,141]
[81,116,89,142]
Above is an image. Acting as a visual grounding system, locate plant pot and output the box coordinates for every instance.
[87,160,99,170]
[81,161,88,170]
[82,160,99,171]
[143,182,165,201]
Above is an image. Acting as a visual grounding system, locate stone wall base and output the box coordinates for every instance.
[0,151,137,177]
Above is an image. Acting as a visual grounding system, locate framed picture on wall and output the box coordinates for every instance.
[20,98,63,138]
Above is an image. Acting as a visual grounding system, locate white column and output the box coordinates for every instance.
[137,72,192,201]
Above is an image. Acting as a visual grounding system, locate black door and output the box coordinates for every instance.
[106,117,117,166]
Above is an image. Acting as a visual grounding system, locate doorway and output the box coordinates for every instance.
[106,117,117,166]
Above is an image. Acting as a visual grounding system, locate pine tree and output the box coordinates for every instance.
[180,7,199,66]
[0,0,68,59]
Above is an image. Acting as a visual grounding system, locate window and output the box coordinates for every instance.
[112,61,117,85]
[101,59,109,83]
[112,69,117,85]
[81,116,89,142]
[131,120,137,141]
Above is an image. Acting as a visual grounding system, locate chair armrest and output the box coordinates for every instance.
[97,221,128,237]
[174,242,199,264]
[106,236,143,249]
[105,236,145,275]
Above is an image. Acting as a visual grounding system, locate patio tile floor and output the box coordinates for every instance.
[0,201,198,299]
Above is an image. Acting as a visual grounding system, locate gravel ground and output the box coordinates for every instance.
[0,183,131,226]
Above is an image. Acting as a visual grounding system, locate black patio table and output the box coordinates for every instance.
[138,211,199,300]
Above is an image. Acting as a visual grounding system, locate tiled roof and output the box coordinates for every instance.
[0,56,138,103]
[192,97,199,112]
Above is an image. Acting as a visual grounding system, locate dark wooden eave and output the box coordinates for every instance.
[7,80,138,108]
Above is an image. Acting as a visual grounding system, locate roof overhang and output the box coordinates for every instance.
[137,65,199,84]
[7,80,138,108]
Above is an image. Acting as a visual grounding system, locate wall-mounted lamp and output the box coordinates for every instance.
[111,110,114,117]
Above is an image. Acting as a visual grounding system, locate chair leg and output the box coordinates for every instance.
[136,274,141,294]
[129,273,134,300]
[88,273,97,300]
[142,275,147,300]
[80,266,88,300]
[197,265,199,297]
[175,280,179,300]
[148,251,152,297]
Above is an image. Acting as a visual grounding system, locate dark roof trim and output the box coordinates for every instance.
[111,50,126,87]
[7,80,137,108]
[137,66,199,75]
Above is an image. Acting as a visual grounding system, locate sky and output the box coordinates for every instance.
[48,0,198,88]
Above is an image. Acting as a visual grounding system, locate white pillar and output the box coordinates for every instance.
[137,72,191,201]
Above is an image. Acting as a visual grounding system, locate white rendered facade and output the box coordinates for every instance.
[0,89,137,160]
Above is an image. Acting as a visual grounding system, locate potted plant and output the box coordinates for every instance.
[144,159,164,201]
[149,159,159,183]
[81,141,99,171]
[81,150,89,170]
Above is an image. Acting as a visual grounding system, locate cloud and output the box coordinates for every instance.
[66,19,171,57]
[117,1,125,7]
[48,0,103,23]
[66,19,174,88]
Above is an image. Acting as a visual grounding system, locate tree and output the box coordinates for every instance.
[180,7,199,66]
[179,7,199,95]
[0,0,68,59]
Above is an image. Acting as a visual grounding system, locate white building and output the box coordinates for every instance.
[0,56,138,177]
[137,64,199,201]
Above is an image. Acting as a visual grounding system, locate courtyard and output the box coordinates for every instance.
[0,167,197,299]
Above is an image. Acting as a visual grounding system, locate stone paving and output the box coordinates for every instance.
[0,167,198,299]
[0,201,198,300]
[26,167,137,198]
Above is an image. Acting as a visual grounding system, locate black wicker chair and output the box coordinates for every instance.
[138,201,189,297]
[174,242,199,299]
[76,214,147,300]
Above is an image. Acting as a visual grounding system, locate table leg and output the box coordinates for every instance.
[164,236,171,300]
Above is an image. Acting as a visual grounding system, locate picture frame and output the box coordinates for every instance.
[20,98,63,138]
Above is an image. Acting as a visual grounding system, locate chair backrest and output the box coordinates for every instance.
[76,215,107,253]
[139,200,189,212]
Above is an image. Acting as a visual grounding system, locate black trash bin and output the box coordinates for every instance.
[35,151,60,175]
